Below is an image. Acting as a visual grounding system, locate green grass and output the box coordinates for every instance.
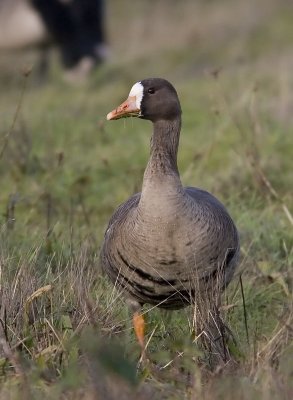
[0,0,292,398]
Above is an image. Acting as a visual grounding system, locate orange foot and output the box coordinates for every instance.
[133,311,145,350]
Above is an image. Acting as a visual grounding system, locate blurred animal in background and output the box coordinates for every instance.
[0,0,107,81]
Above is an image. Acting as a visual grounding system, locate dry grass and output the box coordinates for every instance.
[0,0,292,398]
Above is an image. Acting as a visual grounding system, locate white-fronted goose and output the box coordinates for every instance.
[101,78,239,359]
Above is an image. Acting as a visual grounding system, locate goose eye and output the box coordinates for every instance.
[147,88,155,94]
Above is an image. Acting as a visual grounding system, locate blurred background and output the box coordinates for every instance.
[1,0,293,85]
[0,0,292,236]
[0,0,292,398]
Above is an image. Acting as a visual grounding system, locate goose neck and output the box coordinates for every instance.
[146,118,181,177]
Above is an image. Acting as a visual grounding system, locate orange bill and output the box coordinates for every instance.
[107,96,140,120]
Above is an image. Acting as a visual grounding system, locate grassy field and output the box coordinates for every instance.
[0,0,292,398]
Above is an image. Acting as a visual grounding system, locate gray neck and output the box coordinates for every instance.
[141,118,182,201]
[145,118,181,178]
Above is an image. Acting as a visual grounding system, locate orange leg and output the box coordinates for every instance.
[133,311,145,350]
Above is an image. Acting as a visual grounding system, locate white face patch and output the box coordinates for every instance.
[128,81,144,109]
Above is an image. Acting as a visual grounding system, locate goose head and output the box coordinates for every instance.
[107,78,181,122]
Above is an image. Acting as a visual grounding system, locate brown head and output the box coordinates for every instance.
[107,78,181,123]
